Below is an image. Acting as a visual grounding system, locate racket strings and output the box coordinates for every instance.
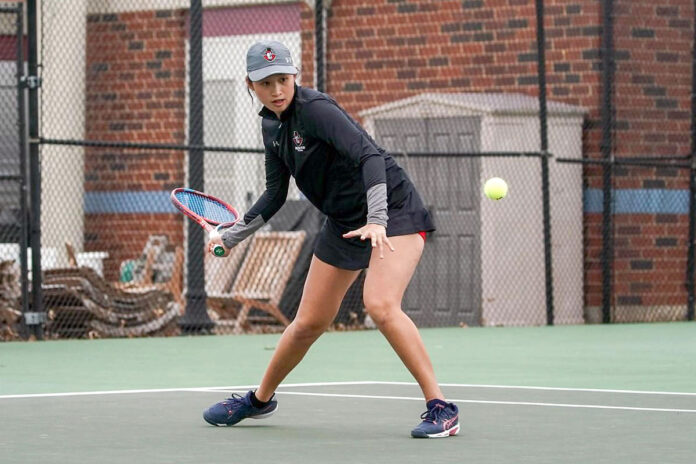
[175,191,237,224]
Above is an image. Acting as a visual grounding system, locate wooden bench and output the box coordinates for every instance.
[208,231,305,334]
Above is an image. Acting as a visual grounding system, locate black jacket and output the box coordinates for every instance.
[245,85,415,230]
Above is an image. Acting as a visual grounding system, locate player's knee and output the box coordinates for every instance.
[290,318,327,342]
[363,297,398,327]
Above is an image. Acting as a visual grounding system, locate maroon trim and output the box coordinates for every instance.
[0,35,26,61]
[187,4,300,38]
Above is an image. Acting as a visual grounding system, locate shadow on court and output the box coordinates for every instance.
[2,382,694,464]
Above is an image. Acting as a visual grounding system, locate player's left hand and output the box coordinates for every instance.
[343,223,395,259]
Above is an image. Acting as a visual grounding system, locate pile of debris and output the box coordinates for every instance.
[0,260,21,341]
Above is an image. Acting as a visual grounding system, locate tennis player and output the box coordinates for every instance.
[203,40,459,438]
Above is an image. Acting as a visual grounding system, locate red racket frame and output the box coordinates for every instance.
[170,188,240,256]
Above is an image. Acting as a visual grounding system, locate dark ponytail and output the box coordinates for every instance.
[245,76,254,103]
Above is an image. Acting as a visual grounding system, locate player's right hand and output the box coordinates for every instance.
[207,230,231,257]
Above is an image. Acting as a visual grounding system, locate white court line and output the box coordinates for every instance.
[2,380,695,400]
[224,390,695,414]
[0,381,379,400]
[204,381,696,397]
[361,381,696,397]
[0,387,200,400]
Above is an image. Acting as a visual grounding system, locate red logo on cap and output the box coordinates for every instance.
[263,48,276,62]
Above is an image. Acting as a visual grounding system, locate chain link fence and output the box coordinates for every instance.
[0,4,27,341]
[611,1,694,323]
[561,0,696,323]
[1,0,694,340]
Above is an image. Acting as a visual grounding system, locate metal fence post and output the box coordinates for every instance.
[180,0,213,332]
[686,1,696,322]
[688,158,696,321]
[25,0,44,339]
[14,2,30,335]
[600,0,615,324]
[535,0,554,325]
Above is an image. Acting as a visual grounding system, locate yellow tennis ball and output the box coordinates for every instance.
[484,177,508,200]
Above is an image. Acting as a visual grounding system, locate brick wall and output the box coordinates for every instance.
[614,2,693,159]
[85,9,187,277]
[589,0,693,317]
[85,9,187,187]
[300,2,316,88]
[324,0,601,121]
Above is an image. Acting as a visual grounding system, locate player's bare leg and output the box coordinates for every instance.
[203,256,359,426]
[363,233,444,402]
[254,256,360,401]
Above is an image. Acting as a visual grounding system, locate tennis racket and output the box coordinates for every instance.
[170,188,240,257]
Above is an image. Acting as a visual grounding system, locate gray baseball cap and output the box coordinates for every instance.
[246,41,298,82]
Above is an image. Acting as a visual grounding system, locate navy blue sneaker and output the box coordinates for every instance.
[203,390,278,426]
[411,401,459,438]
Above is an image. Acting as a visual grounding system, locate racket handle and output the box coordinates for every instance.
[207,227,227,258]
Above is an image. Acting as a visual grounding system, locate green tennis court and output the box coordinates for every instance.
[2,323,695,463]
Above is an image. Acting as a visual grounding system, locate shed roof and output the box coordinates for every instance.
[358,92,587,118]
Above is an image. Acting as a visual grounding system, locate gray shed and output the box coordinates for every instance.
[360,93,587,327]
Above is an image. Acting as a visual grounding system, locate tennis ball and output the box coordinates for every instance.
[484,177,508,200]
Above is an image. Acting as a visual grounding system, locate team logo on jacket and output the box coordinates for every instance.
[263,48,276,62]
[292,131,305,152]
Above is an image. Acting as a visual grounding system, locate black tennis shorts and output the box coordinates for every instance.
[314,188,435,270]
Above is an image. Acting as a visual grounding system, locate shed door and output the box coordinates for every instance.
[374,117,481,327]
